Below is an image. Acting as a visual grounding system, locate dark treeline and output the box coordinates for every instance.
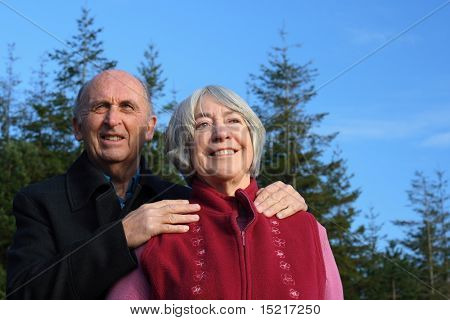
[0,8,448,299]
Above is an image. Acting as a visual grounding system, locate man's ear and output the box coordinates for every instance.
[72,117,83,141]
[145,115,157,141]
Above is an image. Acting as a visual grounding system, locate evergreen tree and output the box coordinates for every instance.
[371,240,423,299]
[394,171,449,299]
[355,208,385,299]
[0,139,55,299]
[248,35,362,298]
[50,7,117,93]
[0,9,117,297]
[0,43,21,142]
[137,43,184,184]
[45,6,117,151]
[138,43,166,102]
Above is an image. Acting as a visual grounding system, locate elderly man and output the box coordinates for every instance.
[6,70,307,299]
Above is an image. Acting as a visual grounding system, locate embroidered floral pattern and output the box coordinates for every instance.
[191,285,203,295]
[275,250,286,259]
[191,237,204,247]
[270,219,300,299]
[289,289,300,299]
[279,261,291,270]
[190,222,207,297]
[273,237,286,248]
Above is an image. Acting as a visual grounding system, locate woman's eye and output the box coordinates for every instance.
[195,122,210,130]
[228,118,242,124]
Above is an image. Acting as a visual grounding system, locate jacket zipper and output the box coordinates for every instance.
[235,190,256,300]
[241,230,250,299]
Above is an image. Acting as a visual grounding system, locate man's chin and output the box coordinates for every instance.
[89,150,136,167]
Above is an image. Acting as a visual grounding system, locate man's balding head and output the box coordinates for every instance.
[75,70,152,122]
[72,69,157,172]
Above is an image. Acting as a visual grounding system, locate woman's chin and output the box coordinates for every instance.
[201,172,251,188]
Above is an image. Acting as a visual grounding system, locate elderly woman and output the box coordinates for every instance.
[108,85,343,299]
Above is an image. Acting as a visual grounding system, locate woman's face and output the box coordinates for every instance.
[192,95,253,187]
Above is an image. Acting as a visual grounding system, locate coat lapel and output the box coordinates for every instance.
[95,187,123,225]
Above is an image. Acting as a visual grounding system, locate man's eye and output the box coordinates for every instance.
[121,104,134,110]
[92,104,108,113]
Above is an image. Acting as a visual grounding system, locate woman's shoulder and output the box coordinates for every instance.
[283,210,319,226]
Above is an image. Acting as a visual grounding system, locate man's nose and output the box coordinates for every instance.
[103,106,122,127]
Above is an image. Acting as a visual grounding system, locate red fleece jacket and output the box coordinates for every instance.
[140,178,326,299]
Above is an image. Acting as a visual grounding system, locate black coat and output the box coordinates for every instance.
[6,152,190,299]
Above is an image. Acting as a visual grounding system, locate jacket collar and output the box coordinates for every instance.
[190,177,259,213]
[66,152,111,212]
[66,151,173,213]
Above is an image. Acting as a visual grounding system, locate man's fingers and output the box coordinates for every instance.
[275,206,299,219]
[296,195,307,212]
[255,190,283,213]
[254,181,308,217]
[255,187,264,198]
[259,195,289,217]
[164,213,200,225]
[254,181,285,207]
[144,199,190,209]
[161,224,190,234]
[162,203,201,215]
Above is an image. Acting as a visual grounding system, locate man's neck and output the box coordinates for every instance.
[88,155,140,198]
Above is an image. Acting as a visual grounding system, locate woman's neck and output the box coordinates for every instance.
[199,174,251,196]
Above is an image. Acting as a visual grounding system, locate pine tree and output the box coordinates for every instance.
[138,43,166,103]
[138,43,184,185]
[0,43,21,142]
[0,139,52,299]
[45,6,117,151]
[248,34,362,298]
[0,7,118,299]
[50,7,117,93]
[355,208,385,298]
[394,171,449,299]
[372,240,423,299]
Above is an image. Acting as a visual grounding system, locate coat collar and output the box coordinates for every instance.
[190,177,259,213]
[66,152,111,212]
[66,151,162,212]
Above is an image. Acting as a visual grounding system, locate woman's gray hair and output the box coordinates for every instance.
[165,85,265,180]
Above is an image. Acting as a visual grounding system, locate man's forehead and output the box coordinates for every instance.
[87,73,145,98]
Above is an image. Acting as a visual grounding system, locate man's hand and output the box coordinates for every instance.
[254,181,307,219]
[122,199,200,248]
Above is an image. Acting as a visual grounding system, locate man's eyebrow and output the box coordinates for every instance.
[88,99,139,106]
[119,99,139,106]
[89,99,110,106]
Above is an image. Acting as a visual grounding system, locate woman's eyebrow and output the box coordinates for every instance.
[194,110,237,119]
[194,112,212,119]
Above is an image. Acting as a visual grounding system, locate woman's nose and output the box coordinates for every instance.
[212,124,231,142]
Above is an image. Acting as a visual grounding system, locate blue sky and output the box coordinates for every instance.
[1,0,449,246]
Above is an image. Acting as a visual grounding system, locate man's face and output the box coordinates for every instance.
[73,71,156,170]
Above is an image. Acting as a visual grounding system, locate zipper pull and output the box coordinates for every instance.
[241,231,246,247]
